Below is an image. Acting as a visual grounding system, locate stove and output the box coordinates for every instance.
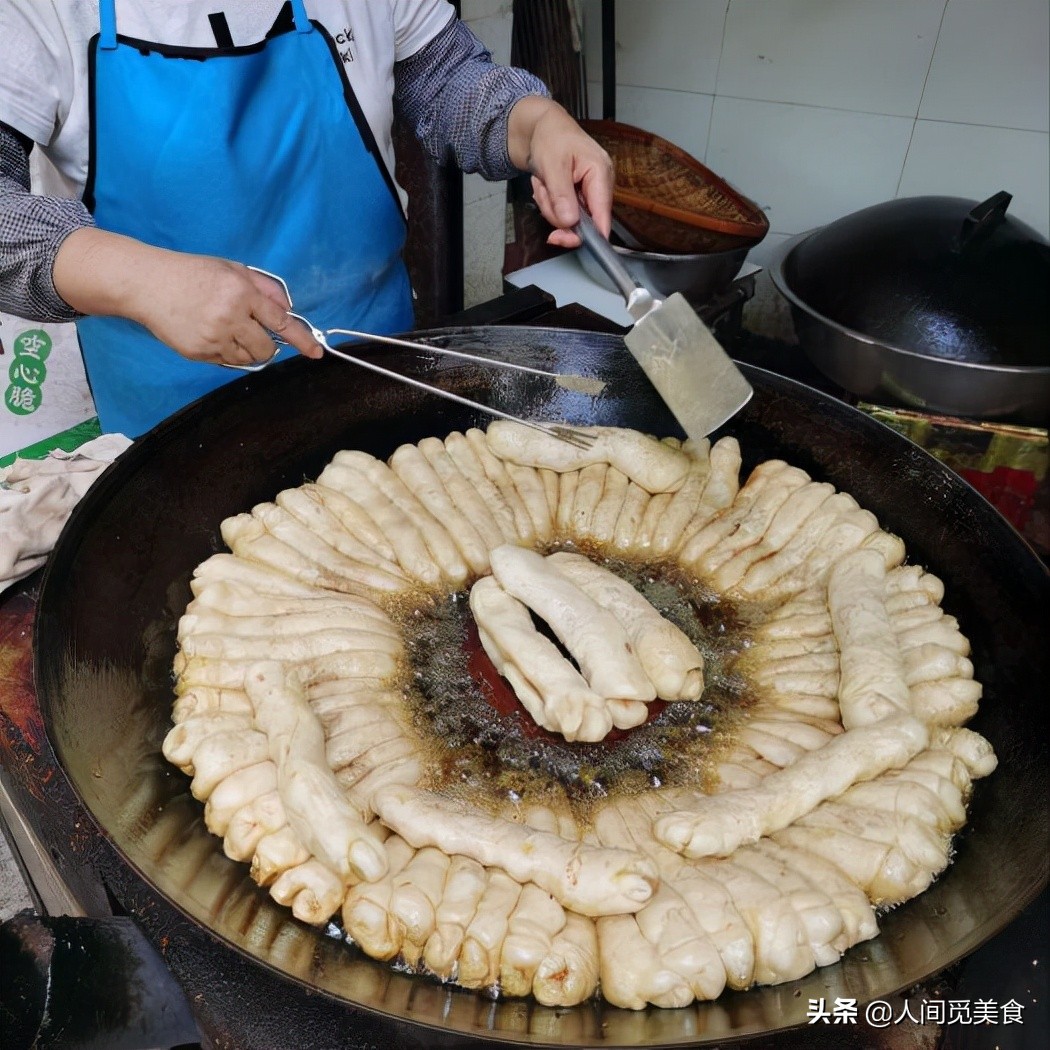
[1,286,1045,1050]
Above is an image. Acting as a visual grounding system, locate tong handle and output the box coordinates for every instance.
[575,209,658,322]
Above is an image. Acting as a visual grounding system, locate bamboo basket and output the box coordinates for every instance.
[581,119,769,254]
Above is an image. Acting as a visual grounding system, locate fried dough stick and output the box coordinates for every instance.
[462,428,538,544]
[372,783,657,916]
[532,911,600,1006]
[270,858,345,925]
[181,605,398,643]
[251,826,310,886]
[695,854,815,986]
[732,843,846,967]
[648,438,711,556]
[203,761,277,836]
[170,681,250,723]
[441,431,522,544]
[775,799,950,906]
[458,870,522,989]
[252,502,408,594]
[191,551,336,600]
[753,838,877,948]
[184,729,271,800]
[691,467,814,578]
[244,661,387,883]
[341,835,416,960]
[162,711,254,774]
[585,805,697,1009]
[498,806,568,997]
[486,421,692,493]
[611,480,652,551]
[685,435,742,537]
[332,450,469,585]
[220,513,390,596]
[548,551,704,701]
[316,463,443,586]
[224,790,287,861]
[490,544,655,704]
[590,467,630,543]
[597,796,753,990]
[677,459,792,566]
[389,442,493,574]
[178,625,402,664]
[596,912,693,1009]
[275,485,407,579]
[764,509,880,600]
[654,715,928,859]
[423,854,488,978]
[633,490,674,552]
[420,436,515,552]
[567,462,608,538]
[389,846,450,967]
[828,549,910,728]
[189,578,388,627]
[471,575,612,741]
[174,652,397,696]
[712,481,836,593]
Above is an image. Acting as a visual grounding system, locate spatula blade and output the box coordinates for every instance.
[624,292,753,441]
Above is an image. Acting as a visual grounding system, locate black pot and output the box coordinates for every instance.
[771,192,1050,423]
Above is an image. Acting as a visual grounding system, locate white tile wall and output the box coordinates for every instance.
[744,230,793,271]
[919,0,1050,131]
[707,98,914,235]
[899,121,1050,237]
[718,0,945,117]
[463,192,510,306]
[460,0,513,23]
[582,0,729,95]
[576,0,1050,243]
[718,97,915,235]
[591,84,715,162]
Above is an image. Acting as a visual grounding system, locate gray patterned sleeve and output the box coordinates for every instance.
[0,125,93,322]
[394,16,549,180]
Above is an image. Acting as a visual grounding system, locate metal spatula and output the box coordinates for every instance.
[576,210,753,440]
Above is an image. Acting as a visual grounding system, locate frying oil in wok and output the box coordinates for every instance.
[394,544,763,822]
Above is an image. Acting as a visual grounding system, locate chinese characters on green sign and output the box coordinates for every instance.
[5,329,52,416]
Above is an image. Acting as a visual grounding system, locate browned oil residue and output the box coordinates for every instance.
[396,545,762,822]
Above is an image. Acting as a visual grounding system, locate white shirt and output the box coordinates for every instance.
[0,0,455,198]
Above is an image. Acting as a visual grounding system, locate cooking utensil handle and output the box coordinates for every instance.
[960,190,1012,251]
[575,209,656,320]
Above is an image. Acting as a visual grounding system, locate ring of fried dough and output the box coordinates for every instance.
[165,421,995,1011]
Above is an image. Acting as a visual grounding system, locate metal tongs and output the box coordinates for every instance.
[227,267,594,450]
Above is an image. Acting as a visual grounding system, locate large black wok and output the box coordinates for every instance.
[35,326,1049,1047]
[770,192,1050,423]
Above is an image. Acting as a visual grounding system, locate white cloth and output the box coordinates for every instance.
[0,434,132,593]
[0,0,454,199]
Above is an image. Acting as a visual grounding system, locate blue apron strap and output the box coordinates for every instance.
[98,0,117,50]
[290,0,313,34]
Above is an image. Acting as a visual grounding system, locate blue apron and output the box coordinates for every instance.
[78,0,413,436]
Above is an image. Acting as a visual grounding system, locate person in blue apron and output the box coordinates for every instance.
[0,0,613,437]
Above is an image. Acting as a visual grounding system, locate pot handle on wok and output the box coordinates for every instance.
[959,190,1012,252]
